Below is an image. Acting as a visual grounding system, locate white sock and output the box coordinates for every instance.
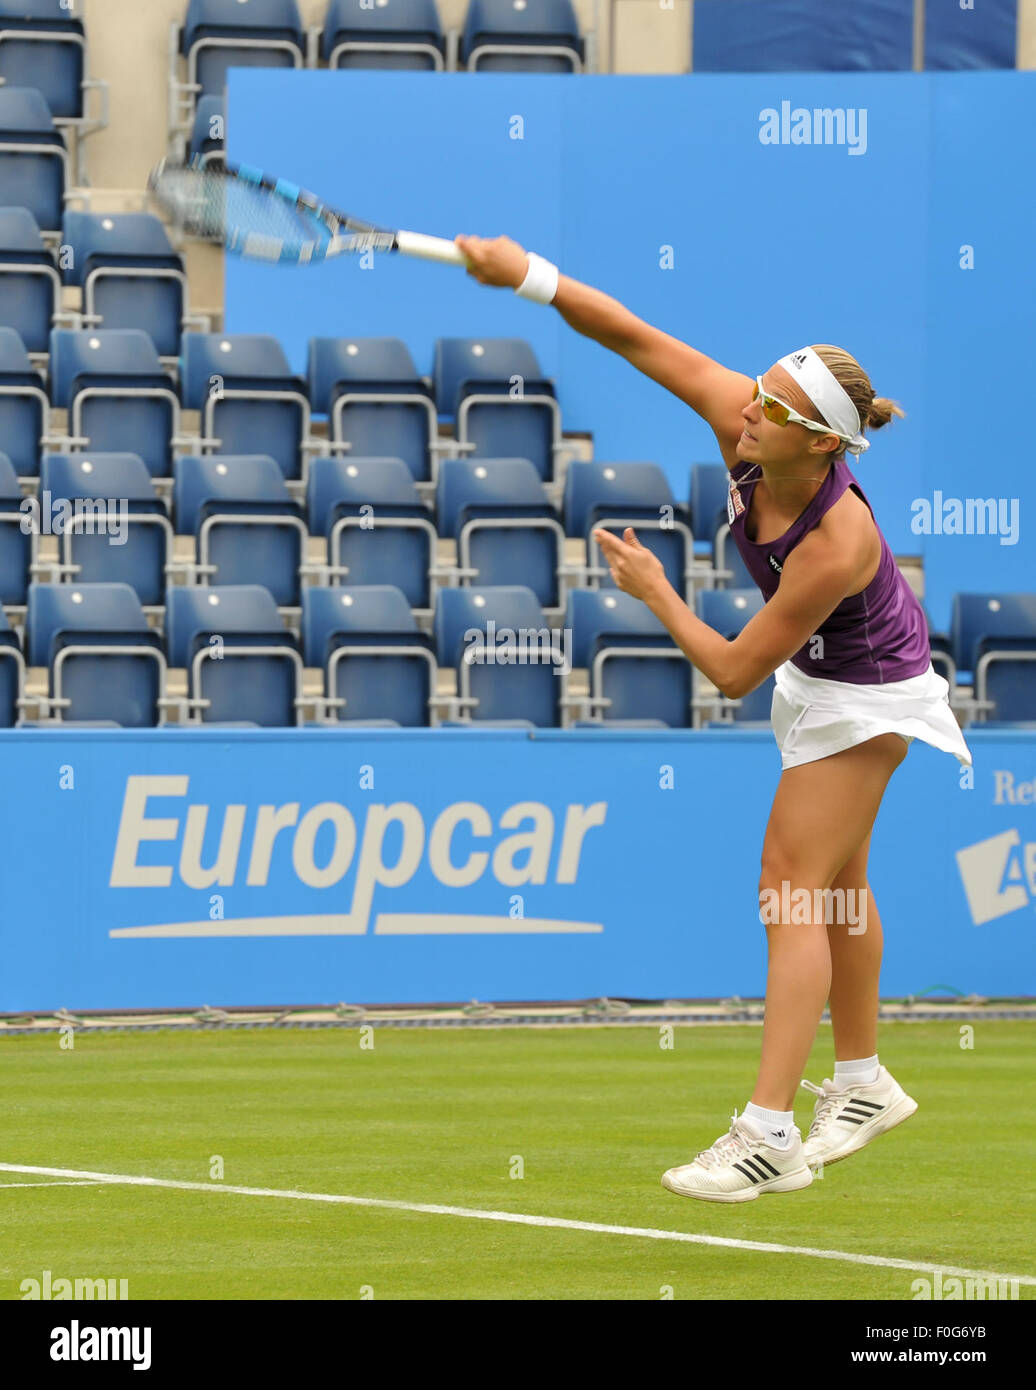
[834,1054,880,1087]
[743,1101,795,1148]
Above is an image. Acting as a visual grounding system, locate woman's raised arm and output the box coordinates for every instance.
[455,234,753,467]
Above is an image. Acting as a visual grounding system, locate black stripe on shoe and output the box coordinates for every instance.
[742,1157,771,1181]
[732,1162,760,1183]
[846,1099,884,1111]
[751,1154,781,1177]
[839,1114,866,1124]
[843,1104,884,1119]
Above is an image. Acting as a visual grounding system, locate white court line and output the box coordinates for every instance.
[0,1180,102,1189]
[1,1161,1032,1288]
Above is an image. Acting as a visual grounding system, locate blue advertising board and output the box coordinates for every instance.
[1,728,1032,1011]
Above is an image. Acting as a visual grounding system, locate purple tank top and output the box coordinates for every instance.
[726,457,931,684]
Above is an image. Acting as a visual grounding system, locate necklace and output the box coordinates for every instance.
[736,463,831,487]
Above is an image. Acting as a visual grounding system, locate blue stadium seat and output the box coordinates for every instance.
[166,583,303,726]
[714,523,754,589]
[461,0,583,72]
[0,602,24,725]
[0,87,68,234]
[565,460,693,600]
[180,0,305,96]
[0,206,63,355]
[181,334,310,484]
[306,455,436,610]
[26,581,167,725]
[50,329,180,478]
[438,457,565,608]
[696,588,773,724]
[303,584,438,727]
[950,592,1036,677]
[975,639,1036,724]
[688,462,754,586]
[0,450,33,606]
[952,593,1036,723]
[308,337,438,486]
[692,0,913,73]
[0,327,51,479]
[321,0,445,70]
[0,1,87,121]
[39,452,171,607]
[689,462,730,551]
[433,337,562,481]
[435,585,562,725]
[173,454,306,606]
[62,212,196,358]
[923,606,956,692]
[566,588,687,727]
[189,95,225,165]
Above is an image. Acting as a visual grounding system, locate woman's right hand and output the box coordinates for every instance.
[454,234,529,289]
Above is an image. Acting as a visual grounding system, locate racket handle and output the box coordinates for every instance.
[396,230,466,266]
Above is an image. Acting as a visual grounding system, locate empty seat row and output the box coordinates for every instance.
[7,578,1031,729]
[7,581,295,727]
[2,581,759,730]
[168,1,588,152]
[691,0,1018,74]
[307,333,566,483]
[171,0,584,93]
[169,0,586,150]
[0,450,712,611]
[0,328,569,487]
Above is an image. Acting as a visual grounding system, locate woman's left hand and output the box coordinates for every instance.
[592,528,668,604]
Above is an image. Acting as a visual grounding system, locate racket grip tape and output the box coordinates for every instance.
[395,230,466,266]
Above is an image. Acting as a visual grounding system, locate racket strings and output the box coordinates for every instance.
[152,167,331,256]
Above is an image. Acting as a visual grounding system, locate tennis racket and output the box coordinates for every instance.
[148,159,466,268]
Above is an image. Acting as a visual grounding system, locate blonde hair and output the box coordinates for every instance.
[810,344,905,455]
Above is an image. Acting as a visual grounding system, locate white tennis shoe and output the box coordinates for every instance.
[662,1112,813,1203]
[801,1066,918,1170]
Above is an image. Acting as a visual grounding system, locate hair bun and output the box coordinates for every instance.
[867,396,906,430]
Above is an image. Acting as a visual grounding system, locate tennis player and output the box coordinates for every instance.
[456,234,973,1203]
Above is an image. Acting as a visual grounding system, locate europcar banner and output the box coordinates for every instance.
[0,729,1031,1010]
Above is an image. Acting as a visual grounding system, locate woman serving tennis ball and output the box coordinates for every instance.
[455,233,973,1204]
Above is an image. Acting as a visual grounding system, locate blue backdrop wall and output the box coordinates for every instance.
[2,729,1033,1012]
[224,70,1036,631]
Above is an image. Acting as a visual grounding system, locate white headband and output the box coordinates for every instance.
[777,346,870,455]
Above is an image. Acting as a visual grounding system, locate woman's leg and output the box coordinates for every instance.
[827,834,883,1062]
[751,733,908,1112]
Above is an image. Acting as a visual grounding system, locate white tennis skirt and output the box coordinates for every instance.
[771,660,973,770]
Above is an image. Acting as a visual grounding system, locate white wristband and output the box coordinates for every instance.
[515,252,559,305]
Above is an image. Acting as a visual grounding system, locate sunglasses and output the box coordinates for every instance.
[752,377,840,437]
